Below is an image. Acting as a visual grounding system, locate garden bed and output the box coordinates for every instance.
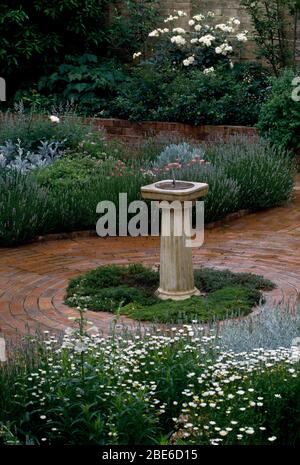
[1,321,299,445]
[0,112,296,246]
[65,264,275,324]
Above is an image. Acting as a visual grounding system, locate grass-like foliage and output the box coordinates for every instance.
[0,325,299,445]
[65,264,274,323]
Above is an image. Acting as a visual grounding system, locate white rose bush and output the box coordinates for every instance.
[140,10,248,74]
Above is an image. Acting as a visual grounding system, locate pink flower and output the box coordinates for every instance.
[166,162,181,169]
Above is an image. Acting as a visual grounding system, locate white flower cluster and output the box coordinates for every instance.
[236,32,248,42]
[198,34,215,47]
[132,52,142,59]
[194,13,205,21]
[170,35,186,46]
[17,323,300,445]
[203,67,215,75]
[183,56,195,67]
[149,29,159,37]
[173,27,186,34]
[215,23,234,33]
[215,43,233,55]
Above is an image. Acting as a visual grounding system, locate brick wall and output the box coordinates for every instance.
[84,118,258,146]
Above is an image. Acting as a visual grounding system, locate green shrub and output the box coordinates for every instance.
[258,69,300,151]
[110,65,172,121]
[66,264,158,311]
[34,157,102,188]
[35,56,129,116]
[111,64,270,126]
[158,68,267,126]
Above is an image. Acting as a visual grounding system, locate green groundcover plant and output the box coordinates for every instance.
[0,320,299,445]
[65,264,275,323]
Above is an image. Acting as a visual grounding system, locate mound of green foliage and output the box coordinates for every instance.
[258,69,300,152]
[110,63,270,127]
[65,264,275,323]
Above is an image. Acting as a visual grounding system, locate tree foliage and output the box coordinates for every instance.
[241,0,300,75]
[0,0,160,98]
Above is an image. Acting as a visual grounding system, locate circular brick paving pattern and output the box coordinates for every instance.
[1,179,300,340]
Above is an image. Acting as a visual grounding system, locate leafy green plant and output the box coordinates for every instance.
[0,1,162,102]
[194,268,275,293]
[121,286,261,323]
[36,55,129,116]
[34,157,103,188]
[65,264,273,323]
[0,1,112,94]
[258,69,300,151]
[111,65,270,126]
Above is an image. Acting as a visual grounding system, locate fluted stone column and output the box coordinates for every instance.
[157,202,200,300]
[141,179,208,302]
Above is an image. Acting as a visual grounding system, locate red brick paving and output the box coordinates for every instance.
[0,178,299,340]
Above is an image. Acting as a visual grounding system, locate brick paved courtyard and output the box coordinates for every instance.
[0,177,299,340]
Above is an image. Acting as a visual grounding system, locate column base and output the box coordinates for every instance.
[155,287,202,301]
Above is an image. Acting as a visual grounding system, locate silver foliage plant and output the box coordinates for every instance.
[153,142,205,168]
[215,304,300,352]
[0,138,64,172]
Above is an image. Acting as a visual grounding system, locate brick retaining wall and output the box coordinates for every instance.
[84,118,258,145]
